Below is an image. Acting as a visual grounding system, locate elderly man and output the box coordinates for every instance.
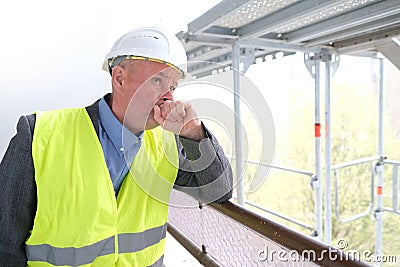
[0,27,232,266]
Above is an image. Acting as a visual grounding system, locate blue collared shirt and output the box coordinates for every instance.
[98,97,143,195]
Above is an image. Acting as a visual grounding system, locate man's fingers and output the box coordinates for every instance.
[153,105,164,125]
[161,101,177,122]
[169,101,186,122]
[155,100,202,137]
[174,101,186,119]
[158,100,192,125]
[164,100,187,122]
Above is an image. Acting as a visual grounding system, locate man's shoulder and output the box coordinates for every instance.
[19,96,103,136]
[25,114,36,133]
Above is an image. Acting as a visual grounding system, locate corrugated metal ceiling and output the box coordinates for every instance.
[178,0,400,77]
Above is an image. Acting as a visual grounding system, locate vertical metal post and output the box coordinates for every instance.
[232,41,244,206]
[324,58,332,245]
[304,53,324,240]
[375,57,385,260]
[314,60,323,240]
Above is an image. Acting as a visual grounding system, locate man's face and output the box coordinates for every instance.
[120,60,182,132]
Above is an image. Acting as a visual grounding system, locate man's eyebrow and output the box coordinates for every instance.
[156,72,170,79]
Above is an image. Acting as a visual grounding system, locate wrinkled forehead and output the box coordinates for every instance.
[132,60,183,82]
[113,56,184,80]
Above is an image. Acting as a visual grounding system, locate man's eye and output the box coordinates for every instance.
[152,77,163,88]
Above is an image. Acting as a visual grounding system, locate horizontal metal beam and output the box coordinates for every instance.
[187,0,251,34]
[239,38,322,53]
[336,27,400,54]
[332,155,380,170]
[385,159,400,165]
[188,49,293,78]
[237,0,349,39]
[306,14,400,46]
[183,34,236,47]
[185,35,320,63]
[244,199,315,231]
[285,0,400,43]
[188,54,233,76]
[203,26,236,37]
[187,46,232,62]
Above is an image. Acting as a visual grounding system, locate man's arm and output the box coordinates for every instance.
[174,124,233,203]
[0,115,37,266]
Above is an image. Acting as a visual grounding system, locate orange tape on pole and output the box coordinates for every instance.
[315,123,321,138]
[377,186,383,195]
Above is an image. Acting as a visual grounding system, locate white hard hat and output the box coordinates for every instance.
[102,27,187,75]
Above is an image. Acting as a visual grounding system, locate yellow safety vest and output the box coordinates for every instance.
[26,108,179,266]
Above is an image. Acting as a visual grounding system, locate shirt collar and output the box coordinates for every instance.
[98,96,143,157]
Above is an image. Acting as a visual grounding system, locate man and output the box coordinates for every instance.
[0,27,233,266]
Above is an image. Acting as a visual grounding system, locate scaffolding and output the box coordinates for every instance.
[171,0,400,264]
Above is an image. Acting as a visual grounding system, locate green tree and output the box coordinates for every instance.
[247,59,400,265]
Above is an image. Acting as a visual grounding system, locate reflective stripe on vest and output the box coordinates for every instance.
[26,223,167,266]
[27,108,178,266]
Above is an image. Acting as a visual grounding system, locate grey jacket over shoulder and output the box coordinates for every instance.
[0,98,233,266]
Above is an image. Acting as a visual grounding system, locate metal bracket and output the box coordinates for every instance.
[304,51,340,78]
[374,157,387,174]
[310,174,319,190]
[374,208,383,219]
[231,40,255,75]
[240,47,255,74]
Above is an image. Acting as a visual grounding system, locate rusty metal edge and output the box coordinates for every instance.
[208,201,372,267]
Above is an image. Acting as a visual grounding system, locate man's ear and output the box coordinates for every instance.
[111,66,125,91]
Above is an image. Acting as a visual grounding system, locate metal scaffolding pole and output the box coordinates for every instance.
[304,53,324,240]
[375,57,385,260]
[314,60,323,240]
[324,58,332,245]
[232,41,244,205]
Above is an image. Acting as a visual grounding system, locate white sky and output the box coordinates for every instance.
[0,0,222,156]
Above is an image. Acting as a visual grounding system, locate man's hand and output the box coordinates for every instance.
[153,100,206,141]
